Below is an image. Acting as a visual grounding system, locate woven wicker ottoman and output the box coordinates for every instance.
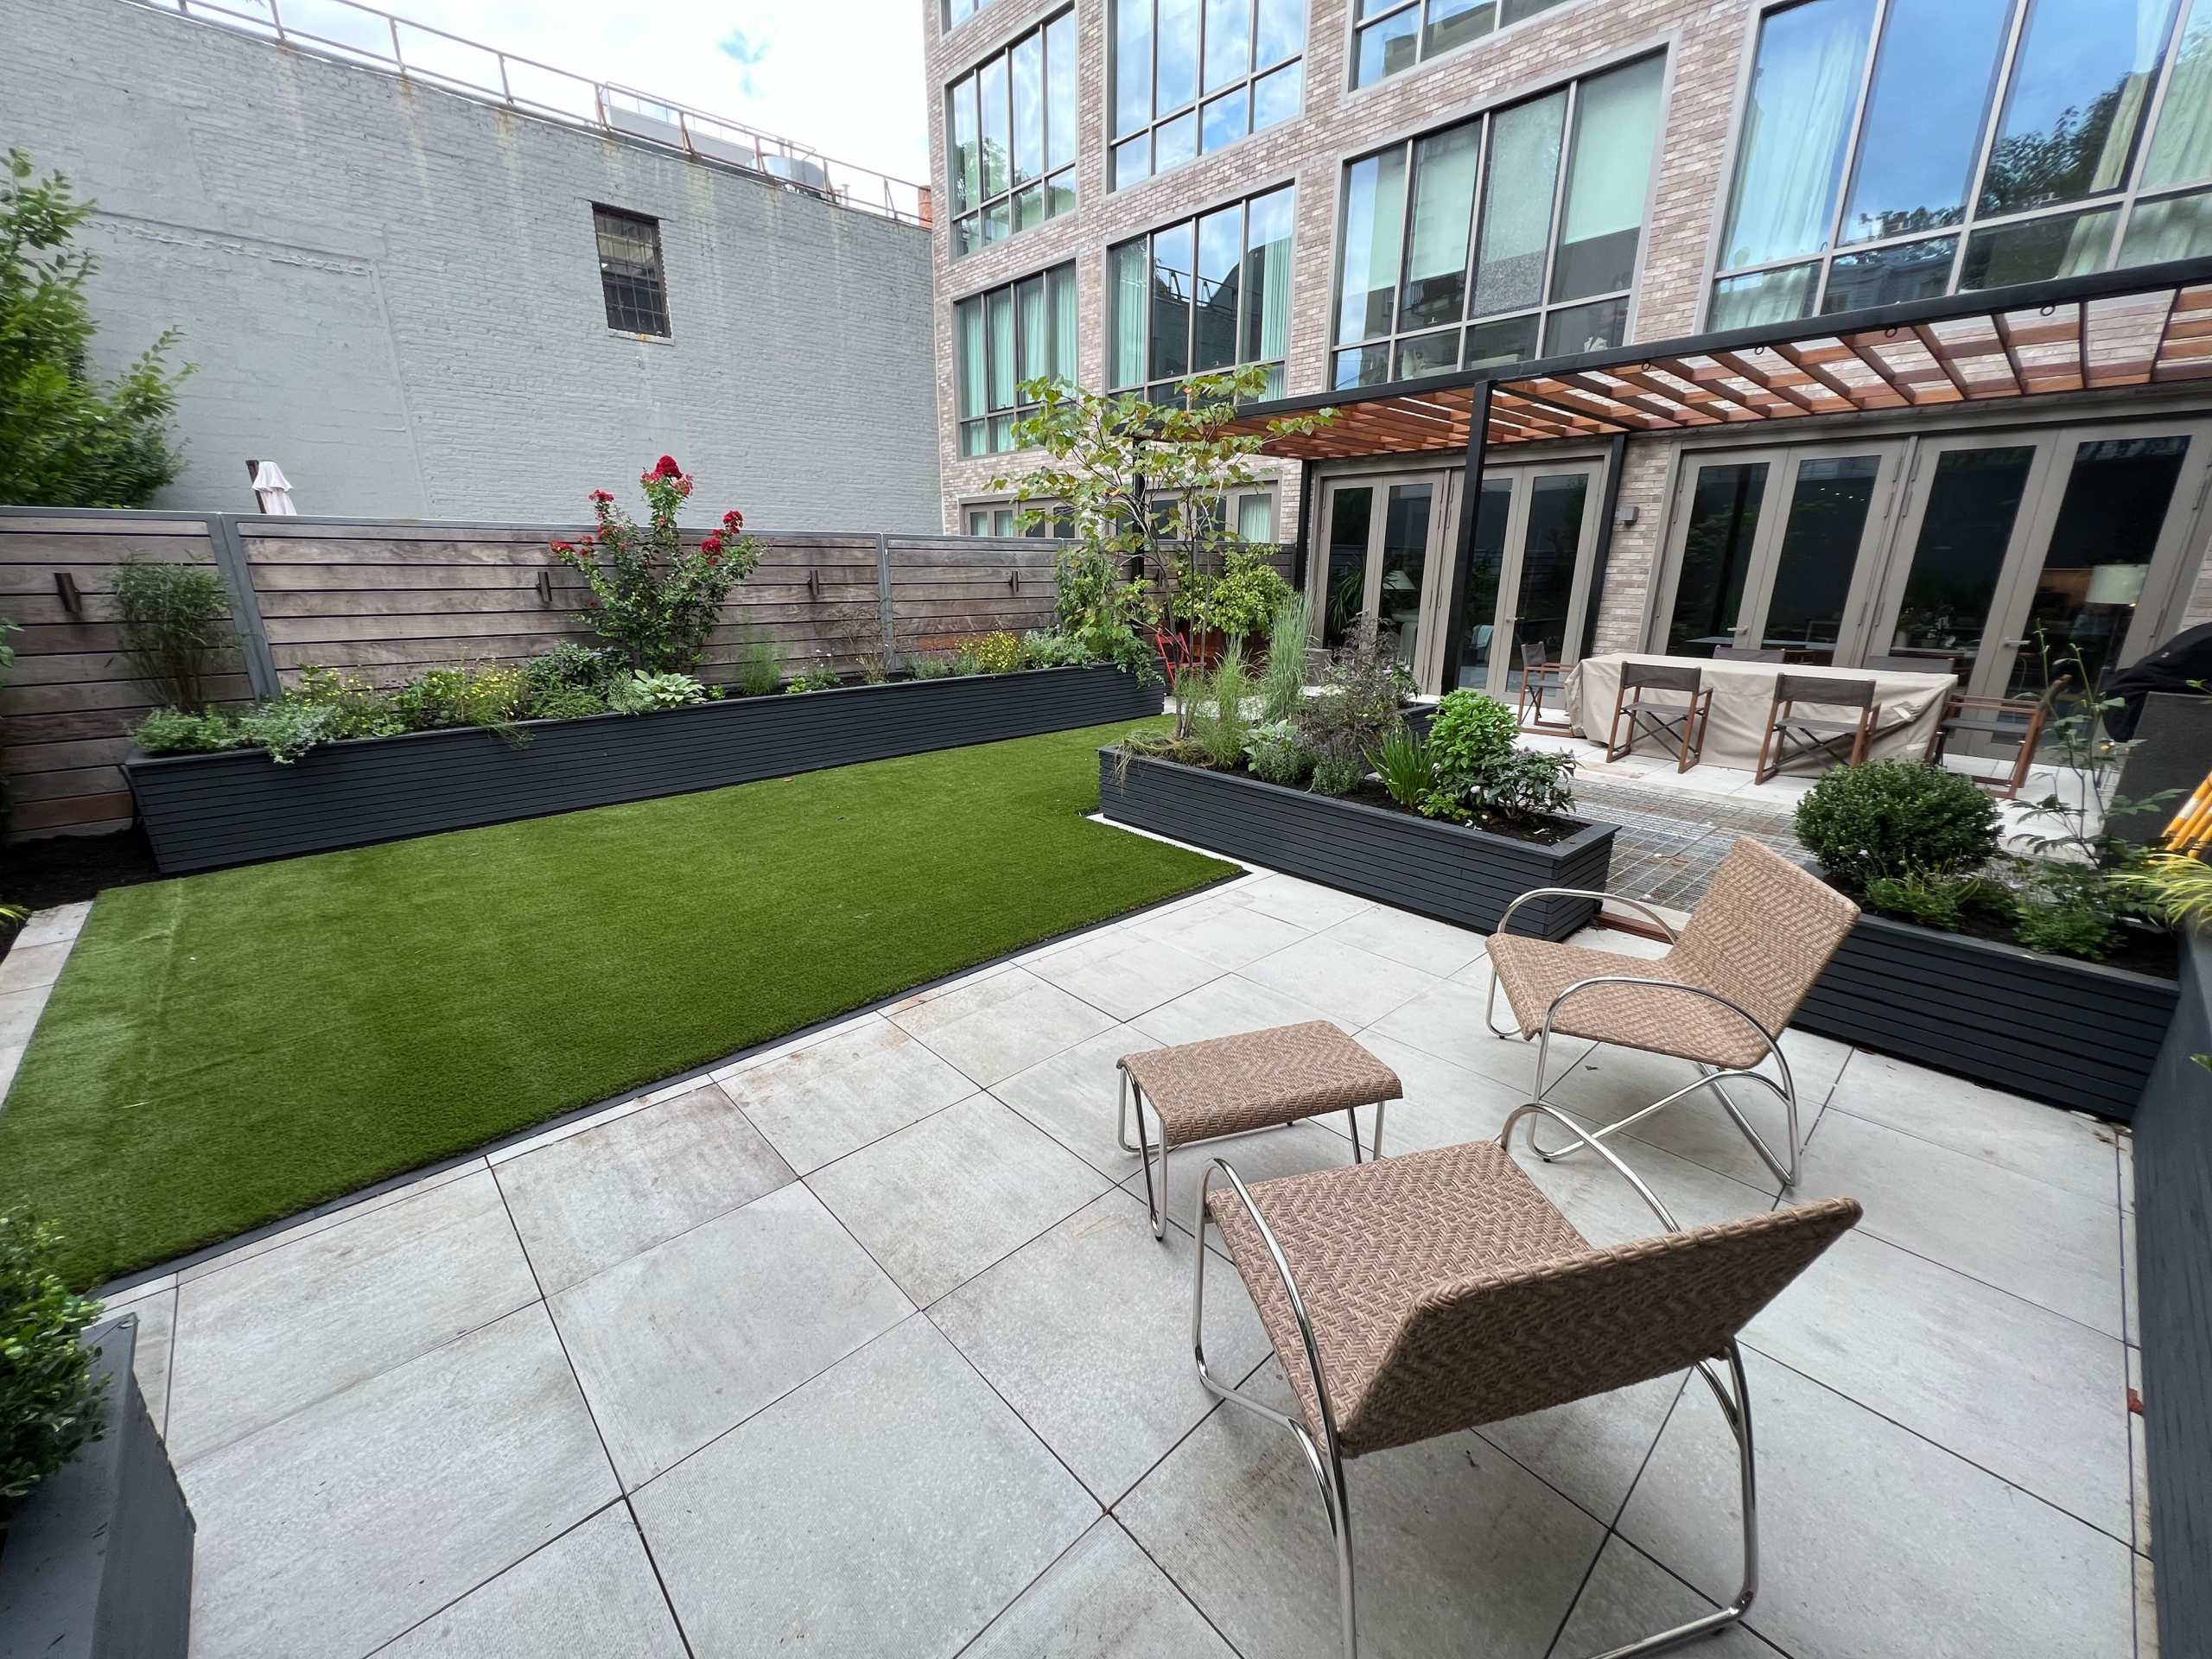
[1116,1020,1403,1238]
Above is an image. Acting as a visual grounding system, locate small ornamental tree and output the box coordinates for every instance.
[550,456,765,674]
[1,150,189,509]
[991,365,1332,673]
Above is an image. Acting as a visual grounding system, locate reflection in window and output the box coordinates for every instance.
[1109,186,1295,402]
[1351,0,1573,89]
[1332,55,1662,389]
[955,264,1077,456]
[1323,486,1372,648]
[1457,480,1514,684]
[1891,447,2037,673]
[1707,0,2212,324]
[1112,0,1303,188]
[1765,455,1881,661]
[1513,474,1587,668]
[2009,436,2189,696]
[949,12,1077,257]
[594,207,671,336]
[1665,463,1767,658]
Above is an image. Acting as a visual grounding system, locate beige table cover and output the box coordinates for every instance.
[1562,654,1956,772]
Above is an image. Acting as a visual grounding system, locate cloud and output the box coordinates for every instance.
[391,0,927,183]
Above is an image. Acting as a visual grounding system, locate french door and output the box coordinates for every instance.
[1655,441,1907,666]
[1652,418,2212,700]
[1317,471,1456,677]
[1872,422,2212,699]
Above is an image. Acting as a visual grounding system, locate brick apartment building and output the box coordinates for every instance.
[926,0,2212,705]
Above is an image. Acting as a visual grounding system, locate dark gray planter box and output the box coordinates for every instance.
[0,1317,194,1659]
[1096,749,1614,941]
[126,666,1163,874]
[1795,912,2179,1120]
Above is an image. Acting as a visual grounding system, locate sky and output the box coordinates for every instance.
[385,0,931,184]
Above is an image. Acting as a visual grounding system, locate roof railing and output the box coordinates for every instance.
[134,0,932,226]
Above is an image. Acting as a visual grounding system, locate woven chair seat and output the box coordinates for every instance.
[1119,1021,1402,1147]
[1488,937,1770,1070]
[1209,1140,1862,1458]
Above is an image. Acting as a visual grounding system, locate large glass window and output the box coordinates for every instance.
[1331,55,1663,389]
[949,12,1077,257]
[1111,0,1304,188]
[1710,0,2210,328]
[1109,186,1295,400]
[955,264,1077,455]
[593,207,671,336]
[1351,0,1575,90]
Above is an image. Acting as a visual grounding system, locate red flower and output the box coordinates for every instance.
[653,455,683,479]
[589,489,613,503]
[700,532,724,556]
[722,508,745,531]
[550,540,573,556]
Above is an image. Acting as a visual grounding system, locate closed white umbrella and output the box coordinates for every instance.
[250,459,297,515]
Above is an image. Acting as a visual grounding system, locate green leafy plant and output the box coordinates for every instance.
[1,150,189,509]
[0,1210,110,1503]
[1020,630,1097,668]
[908,652,953,681]
[607,670,709,713]
[112,559,232,713]
[782,658,843,694]
[969,631,1027,675]
[1173,543,1295,638]
[1427,747,1579,826]
[1294,632,1410,779]
[2013,894,2125,961]
[1864,872,1965,931]
[521,642,622,709]
[1794,760,2002,888]
[1242,718,1315,786]
[1424,690,1519,787]
[1311,752,1364,797]
[134,707,239,753]
[234,699,336,764]
[1260,594,1312,723]
[994,365,1334,683]
[1370,728,1436,808]
[549,458,764,672]
[391,664,528,733]
[528,685,607,721]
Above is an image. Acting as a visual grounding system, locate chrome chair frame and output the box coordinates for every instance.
[1191,1106,1761,1659]
[1483,888,1802,1187]
[1118,1066,1382,1241]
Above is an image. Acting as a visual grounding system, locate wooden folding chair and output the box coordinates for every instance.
[1924,691,2050,799]
[1515,639,1573,733]
[1606,661,1713,772]
[1754,673,1878,783]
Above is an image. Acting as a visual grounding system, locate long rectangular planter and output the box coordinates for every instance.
[1096,749,1614,942]
[1796,912,2179,1120]
[0,1317,194,1659]
[126,666,1163,874]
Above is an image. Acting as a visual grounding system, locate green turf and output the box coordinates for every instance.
[0,723,1231,1287]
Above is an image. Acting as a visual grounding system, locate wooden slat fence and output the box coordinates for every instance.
[0,510,1090,840]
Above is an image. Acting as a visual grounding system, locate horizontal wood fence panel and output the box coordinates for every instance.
[0,511,1123,839]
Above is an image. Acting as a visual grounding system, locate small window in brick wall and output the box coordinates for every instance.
[594,206,671,336]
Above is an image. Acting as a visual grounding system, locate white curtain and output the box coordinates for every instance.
[1559,55,1665,255]
[1719,0,1875,270]
[1109,241,1149,389]
[2145,0,2212,189]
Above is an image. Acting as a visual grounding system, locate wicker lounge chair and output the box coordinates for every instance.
[1118,1022,1403,1238]
[1191,1114,1861,1658]
[1484,837,1859,1187]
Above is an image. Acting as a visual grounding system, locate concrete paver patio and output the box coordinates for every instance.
[94,865,2151,1659]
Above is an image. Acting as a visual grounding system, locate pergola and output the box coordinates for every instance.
[1224,256,2212,688]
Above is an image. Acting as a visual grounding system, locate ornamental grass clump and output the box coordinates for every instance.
[550,457,765,673]
[1,1209,108,1506]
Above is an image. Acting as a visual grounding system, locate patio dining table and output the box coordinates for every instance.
[1562,653,1957,772]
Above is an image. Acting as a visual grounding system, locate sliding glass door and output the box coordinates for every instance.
[1452,459,1606,696]
[1316,471,1455,671]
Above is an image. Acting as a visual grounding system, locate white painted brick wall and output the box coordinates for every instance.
[3,0,942,530]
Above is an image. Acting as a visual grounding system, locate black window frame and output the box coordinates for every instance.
[593,205,672,338]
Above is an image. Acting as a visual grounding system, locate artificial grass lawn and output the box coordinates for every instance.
[0,722,1232,1287]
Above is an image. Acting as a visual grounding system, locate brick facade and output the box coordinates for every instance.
[926,0,2212,671]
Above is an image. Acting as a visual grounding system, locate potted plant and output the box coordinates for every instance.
[1789,757,2181,1118]
[0,1211,192,1656]
[1099,639,1615,942]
